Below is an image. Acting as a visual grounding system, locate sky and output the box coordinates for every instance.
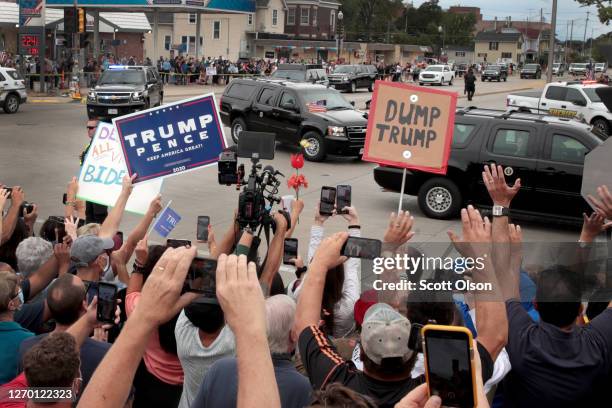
[412,0,611,40]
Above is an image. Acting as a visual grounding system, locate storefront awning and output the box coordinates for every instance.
[253,38,361,51]
[367,43,395,51]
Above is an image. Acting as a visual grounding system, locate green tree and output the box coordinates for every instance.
[575,1,612,24]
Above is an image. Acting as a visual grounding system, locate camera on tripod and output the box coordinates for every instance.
[218,132,284,231]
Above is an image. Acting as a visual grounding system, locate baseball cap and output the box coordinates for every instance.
[354,289,378,326]
[70,235,114,268]
[360,303,413,365]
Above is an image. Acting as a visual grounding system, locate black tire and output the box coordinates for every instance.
[3,94,19,114]
[504,77,507,82]
[497,77,501,82]
[230,116,247,144]
[482,78,485,82]
[417,177,462,219]
[302,130,326,162]
[449,77,453,85]
[350,81,356,93]
[592,118,611,135]
[419,82,424,86]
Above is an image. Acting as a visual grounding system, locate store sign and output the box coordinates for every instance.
[18,33,41,56]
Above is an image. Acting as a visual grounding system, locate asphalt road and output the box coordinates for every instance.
[0,76,579,265]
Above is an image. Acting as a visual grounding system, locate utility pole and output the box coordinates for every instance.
[589,27,593,61]
[569,19,574,61]
[582,11,589,56]
[546,0,557,83]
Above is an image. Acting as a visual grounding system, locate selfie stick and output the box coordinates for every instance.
[398,168,407,213]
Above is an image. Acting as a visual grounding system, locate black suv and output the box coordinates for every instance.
[328,65,377,93]
[271,64,328,85]
[87,65,163,119]
[520,64,542,79]
[481,64,508,82]
[373,108,605,224]
[219,79,368,161]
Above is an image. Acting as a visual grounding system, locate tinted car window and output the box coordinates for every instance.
[565,88,586,105]
[0,72,5,81]
[452,123,476,147]
[492,129,531,157]
[545,86,566,101]
[258,88,276,106]
[279,92,297,108]
[226,82,257,100]
[550,135,588,164]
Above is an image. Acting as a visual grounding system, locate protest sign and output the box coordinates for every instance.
[362,81,457,175]
[153,201,181,238]
[113,93,228,183]
[77,122,163,215]
[206,66,217,76]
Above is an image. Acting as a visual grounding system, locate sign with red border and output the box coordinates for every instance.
[362,81,457,175]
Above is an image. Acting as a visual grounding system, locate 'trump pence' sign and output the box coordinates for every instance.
[113,93,228,183]
[78,122,163,215]
[362,81,457,174]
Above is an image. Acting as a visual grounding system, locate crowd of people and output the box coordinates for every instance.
[0,114,611,408]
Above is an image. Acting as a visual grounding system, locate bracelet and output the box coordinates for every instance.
[295,266,307,278]
[348,225,361,229]
[132,262,145,273]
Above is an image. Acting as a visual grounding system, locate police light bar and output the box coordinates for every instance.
[581,80,597,85]
[108,65,129,70]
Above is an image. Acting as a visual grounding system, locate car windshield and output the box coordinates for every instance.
[271,70,305,81]
[301,89,353,110]
[572,64,587,68]
[553,63,561,67]
[425,66,443,72]
[98,70,145,85]
[525,64,539,69]
[583,88,602,103]
[333,66,355,73]
[487,65,501,70]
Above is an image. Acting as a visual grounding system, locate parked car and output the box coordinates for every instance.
[594,62,607,73]
[86,65,163,120]
[481,64,508,82]
[327,65,377,93]
[0,67,27,114]
[270,64,328,86]
[219,78,368,161]
[552,63,565,76]
[507,81,612,134]
[520,64,542,79]
[569,63,588,76]
[373,107,606,223]
[418,65,455,86]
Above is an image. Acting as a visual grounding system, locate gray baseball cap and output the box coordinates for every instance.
[360,303,413,365]
[70,235,114,268]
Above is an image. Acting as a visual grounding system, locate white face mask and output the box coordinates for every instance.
[101,253,111,275]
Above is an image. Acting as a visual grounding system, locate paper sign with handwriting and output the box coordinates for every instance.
[362,81,457,174]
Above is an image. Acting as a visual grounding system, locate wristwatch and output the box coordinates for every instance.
[492,205,510,217]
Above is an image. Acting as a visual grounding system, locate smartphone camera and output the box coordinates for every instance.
[167,239,192,248]
[19,202,34,215]
[341,237,382,260]
[197,216,210,242]
[186,257,218,299]
[2,187,12,199]
[96,282,118,324]
[320,186,336,216]
[336,185,351,214]
[283,238,298,265]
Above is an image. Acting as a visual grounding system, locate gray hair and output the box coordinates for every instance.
[16,237,53,277]
[265,295,296,355]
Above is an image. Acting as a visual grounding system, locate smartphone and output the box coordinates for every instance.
[96,282,118,324]
[336,185,352,214]
[167,239,192,248]
[48,216,65,225]
[341,237,382,260]
[62,193,67,205]
[186,257,218,295]
[283,238,298,265]
[422,325,476,408]
[319,186,336,216]
[113,231,124,251]
[2,186,12,199]
[197,216,210,241]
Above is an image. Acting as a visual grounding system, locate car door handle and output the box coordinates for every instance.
[544,167,565,175]
[561,105,567,108]
[541,102,547,106]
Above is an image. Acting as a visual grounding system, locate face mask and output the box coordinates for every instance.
[101,254,111,275]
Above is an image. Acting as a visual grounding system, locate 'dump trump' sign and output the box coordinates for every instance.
[113,93,228,183]
[362,81,457,174]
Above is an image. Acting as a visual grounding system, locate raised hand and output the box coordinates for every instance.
[580,212,612,243]
[383,210,415,247]
[314,201,331,226]
[340,205,360,225]
[0,187,9,210]
[311,231,349,270]
[447,205,492,258]
[135,235,149,266]
[482,164,521,207]
[10,186,24,207]
[64,216,80,240]
[121,173,137,195]
[587,185,612,219]
[147,194,163,217]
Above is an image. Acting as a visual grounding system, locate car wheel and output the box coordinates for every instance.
[592,118,611,135]
[417,178,462,219]
[449,77,453,85]
[302,131,326,162]
[482,78,485,82]
[230,117,247,144]
[504,77,507,82]
[350,81,356,93]
[419,82,424,86]
[3,94,20,113]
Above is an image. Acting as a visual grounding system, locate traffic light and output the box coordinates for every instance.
[78,8,85,33]
[80,32,91,49]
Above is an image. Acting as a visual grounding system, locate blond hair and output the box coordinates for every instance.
[0,270,19,312]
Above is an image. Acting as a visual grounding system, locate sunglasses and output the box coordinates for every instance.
[87,126,97,130]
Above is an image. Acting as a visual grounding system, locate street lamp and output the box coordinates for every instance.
[438,25,445,60]
[336,10,344,62]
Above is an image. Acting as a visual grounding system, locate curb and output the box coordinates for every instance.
[28,98,82,104]
[457,86,536,100]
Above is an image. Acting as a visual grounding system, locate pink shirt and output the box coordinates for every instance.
[126,292,184,385]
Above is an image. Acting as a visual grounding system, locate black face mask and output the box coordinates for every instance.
[184,301,225,333]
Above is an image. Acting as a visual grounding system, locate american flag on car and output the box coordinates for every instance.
[307,102,327,113]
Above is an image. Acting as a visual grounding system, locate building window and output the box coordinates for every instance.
[489,42,499,50]
[455,51,465,57]
[330,11,335,31]
[213,21,220,40]
[300,8,310,25]
[181,35,196,53]
[287,8,295,25]
[248,13,253,25]
[189,13,196,24]
[272,9,278,26]
[164,35,171,51]
[501,52,512,59]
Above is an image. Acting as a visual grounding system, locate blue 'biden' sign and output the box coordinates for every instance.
[113,93,228,183]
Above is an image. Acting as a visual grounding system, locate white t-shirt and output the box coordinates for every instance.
[175,310,235,408]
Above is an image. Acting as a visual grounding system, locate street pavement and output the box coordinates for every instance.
[0,75,579,266]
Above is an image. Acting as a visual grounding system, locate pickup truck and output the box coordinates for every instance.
[418,65,455,86]
[569,63,587,76]
[506,82,612,134]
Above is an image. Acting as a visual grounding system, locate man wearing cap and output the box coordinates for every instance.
[70,235,115,285]
[294,232,496,408]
